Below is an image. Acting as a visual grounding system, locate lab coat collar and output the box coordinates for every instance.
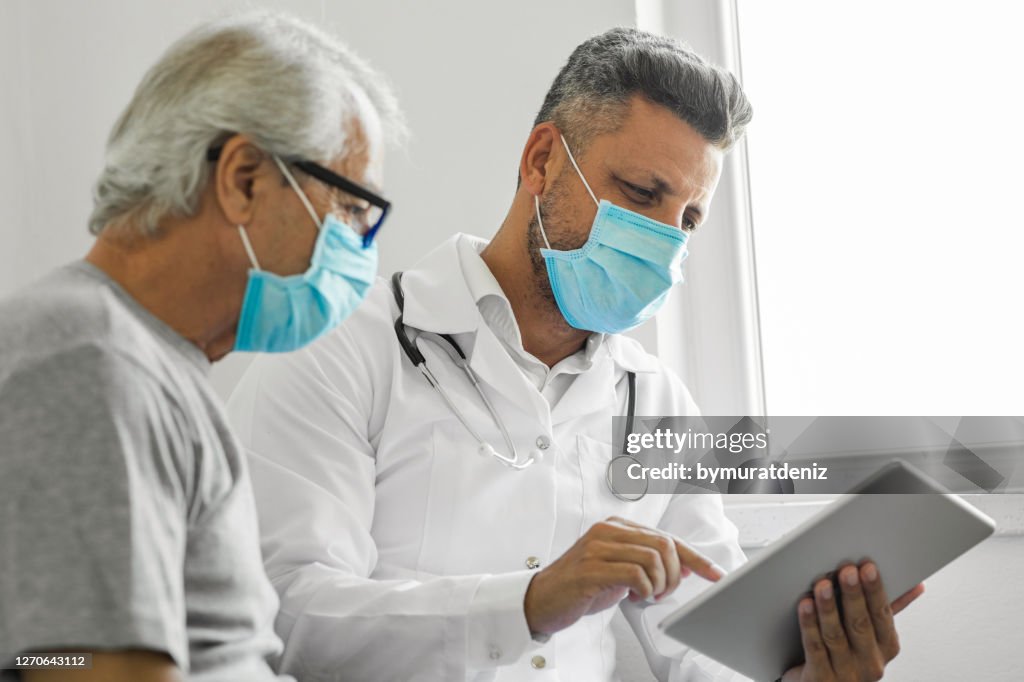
[603,334,662,374]
[399,234,481,335]
[547,336,660,426]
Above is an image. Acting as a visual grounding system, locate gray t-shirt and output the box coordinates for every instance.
[0,262,292,681]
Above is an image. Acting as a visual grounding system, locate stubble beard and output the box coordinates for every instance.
[525,174,590,332]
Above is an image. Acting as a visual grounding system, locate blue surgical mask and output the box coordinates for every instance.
[233,156,378,353]
[534,135,689,334]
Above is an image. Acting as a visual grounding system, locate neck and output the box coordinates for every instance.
[481,194,589,368]
[85,220,245,363]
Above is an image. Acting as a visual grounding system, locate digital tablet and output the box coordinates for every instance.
[657,461,996,681]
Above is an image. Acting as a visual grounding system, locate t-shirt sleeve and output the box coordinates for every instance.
[0,345,190,670]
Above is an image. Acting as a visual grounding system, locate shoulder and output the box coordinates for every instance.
[0,263,165,373]
[0,341,177,446]
[0,267,196,444]
[0,341,190,509]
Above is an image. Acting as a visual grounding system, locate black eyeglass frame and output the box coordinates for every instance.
[206,146,390,247]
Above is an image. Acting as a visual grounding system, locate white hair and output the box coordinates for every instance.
[89,10,404,236]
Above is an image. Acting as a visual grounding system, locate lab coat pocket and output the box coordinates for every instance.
[576,434,669,532]
[419,421,549,577]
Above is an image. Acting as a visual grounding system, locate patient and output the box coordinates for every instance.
[0,10,402,681]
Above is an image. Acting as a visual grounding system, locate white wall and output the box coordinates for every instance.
[0,0,34,296]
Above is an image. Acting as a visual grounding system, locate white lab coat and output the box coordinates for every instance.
[227,234,751,682]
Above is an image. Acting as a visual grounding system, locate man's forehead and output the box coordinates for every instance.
[584,99,723,195]
[600,142,722,198]
[327,119,384,193]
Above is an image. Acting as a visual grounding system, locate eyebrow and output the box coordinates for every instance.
[615,169,676,195]
[647,173,676,197]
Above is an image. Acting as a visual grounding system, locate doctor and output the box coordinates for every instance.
[228,28,919,682]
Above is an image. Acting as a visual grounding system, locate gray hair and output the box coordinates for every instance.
[534,27,751,154]
[89,10,404,236]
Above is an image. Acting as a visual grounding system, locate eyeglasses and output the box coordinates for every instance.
[206,146,391,247]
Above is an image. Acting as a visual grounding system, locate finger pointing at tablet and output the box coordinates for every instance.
[524,516,723,638]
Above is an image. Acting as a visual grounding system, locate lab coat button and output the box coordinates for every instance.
[531,655,547,669]
[525,556,541,570]
[535,435,550,450]
[488,647,502,660]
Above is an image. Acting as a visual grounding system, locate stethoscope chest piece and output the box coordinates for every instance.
[606,454,648,501]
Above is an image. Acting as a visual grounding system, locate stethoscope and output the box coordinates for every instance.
[391,272,644,499]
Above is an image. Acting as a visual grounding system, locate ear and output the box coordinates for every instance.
[519,123,561,198]
[213,134,268,227]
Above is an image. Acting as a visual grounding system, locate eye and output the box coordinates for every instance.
[335,200,369,219]
[622,181,657,204]
[682,216,698,233]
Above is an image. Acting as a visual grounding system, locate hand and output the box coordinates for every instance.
[782,561,925,682]
[523,516,723,637]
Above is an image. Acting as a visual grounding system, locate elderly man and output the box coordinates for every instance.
[228,28,921,681]
[0,11,401,682]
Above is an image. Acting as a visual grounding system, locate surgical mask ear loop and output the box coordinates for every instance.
[236,156,322,275]
[272,155,323,230]
[533,195,552,249]
[559,134,599,207]
[237,225,262,271]
[533,133,597,250]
